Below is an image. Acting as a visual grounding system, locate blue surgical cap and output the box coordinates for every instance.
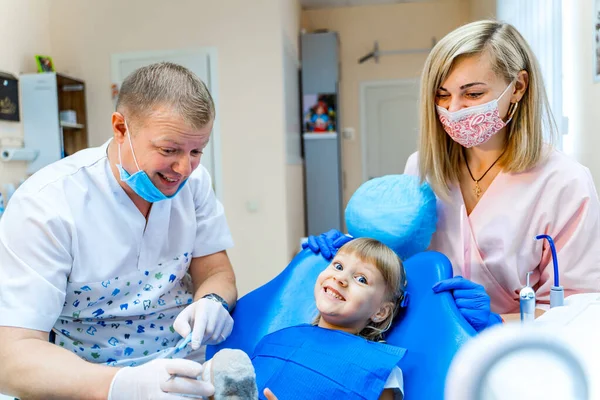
[345,175,437,261]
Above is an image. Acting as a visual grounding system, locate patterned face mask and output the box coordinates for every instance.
[435,81,516,148]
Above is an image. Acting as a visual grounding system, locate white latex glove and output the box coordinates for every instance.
[173,298,234,349]
[108,358,214,400]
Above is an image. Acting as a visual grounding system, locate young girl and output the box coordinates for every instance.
[203,237,408,400]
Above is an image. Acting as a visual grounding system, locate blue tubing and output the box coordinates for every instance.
[535,234,559,287]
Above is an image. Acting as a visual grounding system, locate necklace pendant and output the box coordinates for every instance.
[474,181,482,198]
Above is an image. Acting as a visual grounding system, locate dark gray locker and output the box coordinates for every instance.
[301,32,344,236]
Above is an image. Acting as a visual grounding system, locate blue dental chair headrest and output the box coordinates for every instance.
[346,174,437,260]
[207,175,476,399]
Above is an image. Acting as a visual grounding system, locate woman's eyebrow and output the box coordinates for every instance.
[460,82,487,89]
[439,82,487,91]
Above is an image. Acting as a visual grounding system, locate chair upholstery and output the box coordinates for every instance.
[387,251,476,399]
[207,249,476,400]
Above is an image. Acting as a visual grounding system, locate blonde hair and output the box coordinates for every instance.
[418,20,556,198]
[313,238,407,342]
[116,62,215,130]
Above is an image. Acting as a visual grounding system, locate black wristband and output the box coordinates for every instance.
[202,293,230,312]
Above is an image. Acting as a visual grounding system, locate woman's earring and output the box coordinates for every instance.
[509,101,519,119]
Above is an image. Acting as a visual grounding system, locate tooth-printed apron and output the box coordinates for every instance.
[54,252,194,367]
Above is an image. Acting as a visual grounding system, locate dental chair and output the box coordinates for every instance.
[207,248,477,399]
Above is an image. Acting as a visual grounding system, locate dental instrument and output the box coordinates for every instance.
[520,271,535,322]
[165,333,194,382]
[175,332,193,353]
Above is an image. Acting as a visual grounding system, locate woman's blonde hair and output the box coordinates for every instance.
[313,238,407,342]
[418,20,557,198]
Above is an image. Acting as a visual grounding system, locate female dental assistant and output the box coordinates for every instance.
[406,20,600,316]
[0,63,234,399]
[305,21,600,323]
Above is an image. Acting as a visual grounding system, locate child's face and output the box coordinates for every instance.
[314,251,391,334]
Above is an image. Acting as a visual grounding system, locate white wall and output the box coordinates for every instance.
[563,0,600,190]
[0,0,53,199]
[282,0,306,261]
[42,0,301,295]
[468,0,497,21]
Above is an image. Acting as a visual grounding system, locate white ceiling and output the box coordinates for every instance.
[300,0,432,10]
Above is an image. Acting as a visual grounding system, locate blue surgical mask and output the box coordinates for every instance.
[116,121,187,202]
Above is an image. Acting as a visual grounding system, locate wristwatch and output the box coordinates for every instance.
[202,293,230,312]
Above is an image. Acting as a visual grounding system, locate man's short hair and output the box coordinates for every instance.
[116,62,215,129]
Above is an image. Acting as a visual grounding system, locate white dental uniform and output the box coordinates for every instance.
[0,139,233,366]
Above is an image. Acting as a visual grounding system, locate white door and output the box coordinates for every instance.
[360,80,420,181]
[111,48,221,198]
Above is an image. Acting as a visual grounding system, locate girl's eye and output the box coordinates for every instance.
[356,276,368,284]
[333,262,343,271]
[436,93,449,99]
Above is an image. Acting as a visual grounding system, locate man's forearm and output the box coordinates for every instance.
[193,269,237,310]
[0,328,116,400]
[189,251,238,309]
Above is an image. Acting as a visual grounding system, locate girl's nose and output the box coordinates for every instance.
[333,275,347,287]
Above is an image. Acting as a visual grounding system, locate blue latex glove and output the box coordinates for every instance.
[302,229,353,260]
[432,276,501,332]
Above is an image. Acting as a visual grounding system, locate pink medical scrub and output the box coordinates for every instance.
[405,149,600,313]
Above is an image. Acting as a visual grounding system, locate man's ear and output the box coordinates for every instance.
[112,112,127,144]
[371,301,394,323]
